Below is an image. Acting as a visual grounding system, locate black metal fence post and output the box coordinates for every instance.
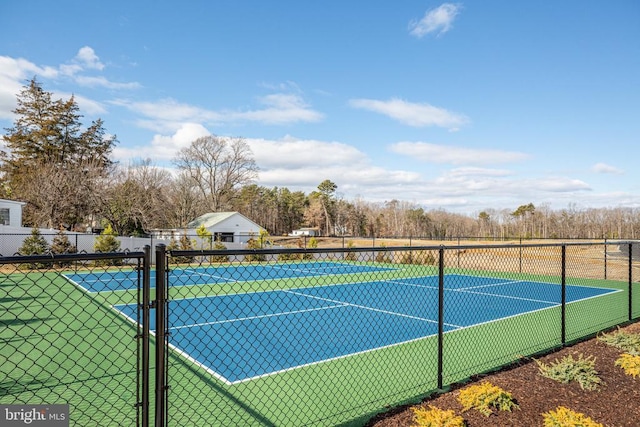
[155,244,168,427]
[141,245,151,427]
[604,239,608,280]
[561,245,566,346]
[437,246,445,390]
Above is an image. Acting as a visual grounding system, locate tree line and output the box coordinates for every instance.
[2,78,640,240]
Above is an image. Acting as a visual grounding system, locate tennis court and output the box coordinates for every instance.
[114,273,618,384]
[64,261,395,292]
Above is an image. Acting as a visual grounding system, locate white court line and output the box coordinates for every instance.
[169,304,347,330]
[181,268,237,283]
[284,289,462,328]
[387,278,558,305]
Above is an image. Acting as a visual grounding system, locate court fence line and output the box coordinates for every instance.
[1,241,638,426]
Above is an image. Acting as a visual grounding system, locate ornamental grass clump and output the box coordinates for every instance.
[411,405,466,427]
[456,381,518,417]
[536,353,602,390]
[615,353,640,378]
[598,329,640,355]
[542,406,603,427]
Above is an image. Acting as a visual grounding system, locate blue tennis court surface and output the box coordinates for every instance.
[114,274,618,384]
[65,261,395,292]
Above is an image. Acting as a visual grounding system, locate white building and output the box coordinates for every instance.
[289,227,320,237]
[0,199,26,227]
[186,212,264,244]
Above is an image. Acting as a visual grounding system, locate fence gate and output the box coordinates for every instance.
[0,250,150,426]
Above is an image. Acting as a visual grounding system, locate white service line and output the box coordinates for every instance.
[169,303,347,330]
[284,289,462,328]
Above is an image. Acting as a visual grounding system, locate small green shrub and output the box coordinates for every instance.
[457,381,518,416]
[209,239,229,263]
[93,224,122,266]
[542,406,603,427]
[245,238,266,262]
[412,405,466,427]
[375,244,393,263]
[50,228,77,267]
[19,227,49,255]
[18,227,50,269]
[615,353,640,378]
[344,240,357,261]
[598,329,640,355]
[536,353,602,390]
[167,234,195,264]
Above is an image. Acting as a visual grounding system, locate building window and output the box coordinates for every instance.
[0,208,9,226]
[214,232,234,242]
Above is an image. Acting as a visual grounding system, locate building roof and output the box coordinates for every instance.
[186,211,262,230]
[0,199,27,206]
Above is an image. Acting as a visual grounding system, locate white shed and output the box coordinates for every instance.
[0,199,26,227]
[186,212,264,244]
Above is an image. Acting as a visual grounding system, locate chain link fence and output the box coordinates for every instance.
[0,250,149,426]
[1,241,638,426]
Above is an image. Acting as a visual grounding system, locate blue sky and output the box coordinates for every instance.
[1,1,639,215]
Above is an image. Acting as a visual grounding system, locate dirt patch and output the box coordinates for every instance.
[366,322,640,427]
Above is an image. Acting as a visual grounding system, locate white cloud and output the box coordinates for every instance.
[534,177,591,192]
[248,136,364,169]
[0,56,59,119]
[390,142,529,165]
[74,46,105,71]
[409,3,463,38]
[115,92,323,130]
[74,75,141,90]
[592,162,624,175]
[112,123,211,161]
[349,98,468,130]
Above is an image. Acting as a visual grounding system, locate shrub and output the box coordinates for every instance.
[344,240,357,261]
[278,247,302,261]
[457,381,518,416]
[598,329,640,355]
[542,406,603,427]
[93,224,122,266]
[209,239,229,263]
[375,243,393,263]
[18,227,50,269]
[167,234,195,264]
[615,353,640,378]
[536,353,602,390]
[50,228,77,267]
[245,238,266,262]
[303,236,317,260]
[19,227,49,255]
[412,405,466,427]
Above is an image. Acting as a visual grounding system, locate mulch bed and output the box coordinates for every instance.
[366,321,640,427]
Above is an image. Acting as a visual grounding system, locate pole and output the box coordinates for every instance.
[437,247,445,389]
[155,244,167,427]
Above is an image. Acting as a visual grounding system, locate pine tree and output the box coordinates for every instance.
[1,78,117,227]
[94,224,121,266]
[50,228,77,267]
[18,227,49,255]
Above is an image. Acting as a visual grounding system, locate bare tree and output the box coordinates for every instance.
[173,135,258,212]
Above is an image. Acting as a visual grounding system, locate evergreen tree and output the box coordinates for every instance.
[50,228,78,267]
[1,78,117,227]
[94,224,121,266]
[18,227,49,255]
[51,228,77,255]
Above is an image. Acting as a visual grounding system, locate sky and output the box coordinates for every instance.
[1,1,639,215]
